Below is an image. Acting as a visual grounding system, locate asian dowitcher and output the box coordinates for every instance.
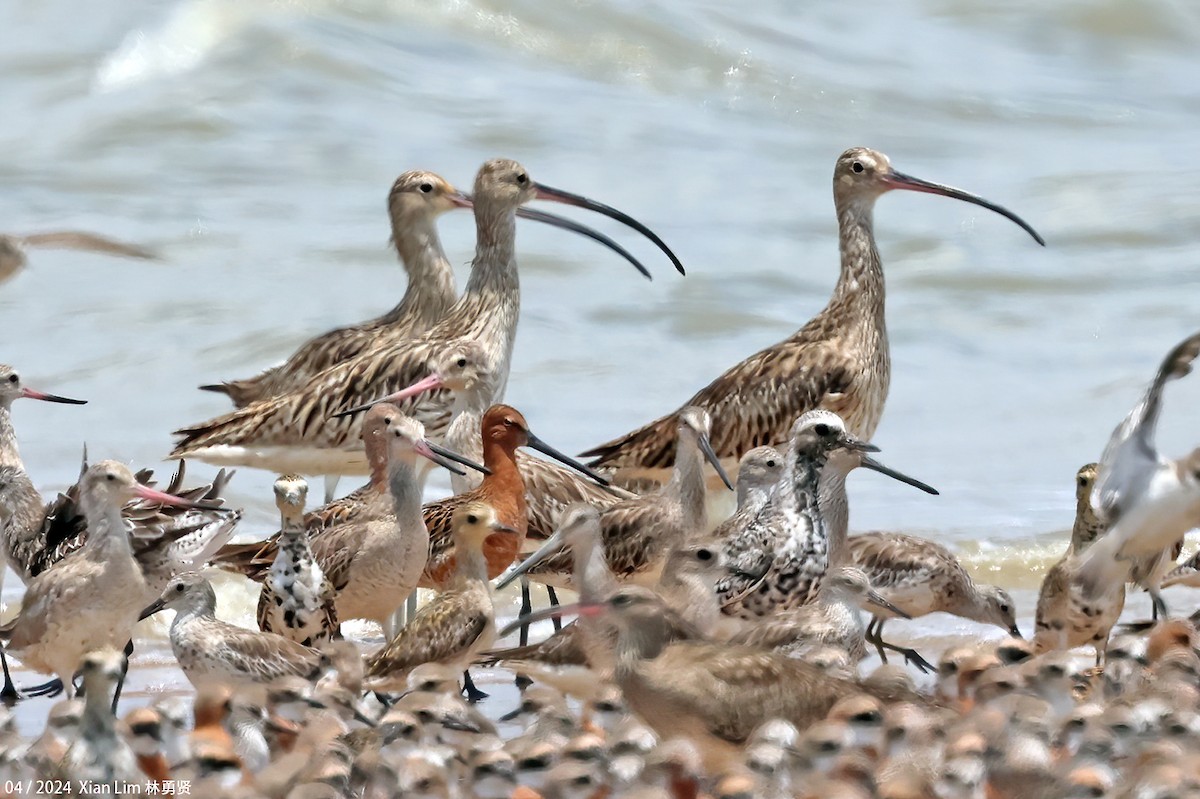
[363,501,516,698]
[419,405,607,589]
[1079,330,1200,619]
[499,407,733,591]
[1,461,204,694]
[848,532,1019,671]
[0,230,154,286]
[139,572,322,698]
[170,158,680,482]
[256,475,340,647]
[581,147,1043,490]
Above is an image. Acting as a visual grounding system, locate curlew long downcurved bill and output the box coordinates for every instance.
[530,183,686,275]
[877,169,1045,245]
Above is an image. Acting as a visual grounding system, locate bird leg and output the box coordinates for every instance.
[323,475,340,505]
[518,578,533,647]
[1150,590,1169,621]
[865,617,888,664]
[865,619,934,673]
[461,670,488,703]
[546,586,562,632]
[0,649,63,702]
[111,640,134,714]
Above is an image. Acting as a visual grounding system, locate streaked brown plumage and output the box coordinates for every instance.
[210,403,397,581]
[200,172,465,407]
[364,501,515,692]
[581,148,1043,490]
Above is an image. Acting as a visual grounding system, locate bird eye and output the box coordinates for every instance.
[6,374,17,384]
[766,459,777,468]
[419,182,433,193]
[106,474,116,482]
[175,583,185,592]
[696,548,714,561]
[852,161,865,174]
[612,594,631,607]
[813,424,831,436]
[503,419,515,427]
[467,514,478,524]
[999,604,1010,614]
[456,357,467,368]
[516,173,528,184]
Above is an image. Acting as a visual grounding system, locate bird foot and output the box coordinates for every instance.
[3,677,64,702]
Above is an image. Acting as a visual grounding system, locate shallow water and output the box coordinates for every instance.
[3,0,1200,731]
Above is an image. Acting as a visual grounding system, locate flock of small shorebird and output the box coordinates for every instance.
[3,149,1200,798]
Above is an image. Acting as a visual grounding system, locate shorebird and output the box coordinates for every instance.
[363,501,516,698]
[170,158,682,484]
[0,460,204,695]
[56,648,141,788]
[0,230,155,286]
[498,407,733,591]
[728,565,910,663]
[257,475,340,647]
[419,405,608,589]
[734,446,785,511]
[580,147,1043,490]
[1035,464,1127,664]
[847,532,1020,670]
[521,585,903,775]
[210,402,414,580]
[715,410,904,620]
[1078,330,1200,619]
[139,571,322,698]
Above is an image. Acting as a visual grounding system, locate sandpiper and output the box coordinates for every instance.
[139,572,322,697]
[1,461,204,694]
[1035,464,1127,664]
[170,158,680,483]
[716,410,891,620]
[848,531,1020,670]
[734,446,785,511]
[729,565,910,663]
[581,148,1043,490]
[257,475,340,647]
[0,230,155,286]
[1080,330,1200,618]
[363,501,517,698]
[56,648,141,788]
[499,407,733,591]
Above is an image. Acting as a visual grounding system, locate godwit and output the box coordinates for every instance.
[419,405,607,589]
[527,585,900,775]
[728,565,910,663]
[138,572,322,697]
[363,501,516,698]
[847,532,1019,671]
[715,410,885,620]
[209,402,413,580]
[1079,330,1200,619]
[257,475,340,647]
[0,230,155,286]
[0,460,204,696]
[1035,464,1127,664]
[580,148,1043,489]
[498,407,733,591]
[169,158,681,483]
[55,648,141,788]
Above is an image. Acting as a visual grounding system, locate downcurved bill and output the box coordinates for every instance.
[516,208,652,280]
[20,387,86,405]
[858,454,939,495]
[132,483,231,513]
[495,529,565,590]
[497,600,605,639]
[698,432,735,492]
[330,373,445,419]
[413,439,490,477]
[880,170,1045,246]
[533,183,686,275]
[525,430,611,487]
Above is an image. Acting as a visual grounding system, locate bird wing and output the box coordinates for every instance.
[215,624,322,681]
[520,453,631,540]
[170,338,442,454]
[581,341,854,471]
[477,622,588,667]
[18,231,156,260]
[1094,330,1200,524]
[420,495,467,586]
[366,593,488,677]
[310,521,374,593]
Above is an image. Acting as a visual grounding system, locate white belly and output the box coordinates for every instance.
[171,445,368,477]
